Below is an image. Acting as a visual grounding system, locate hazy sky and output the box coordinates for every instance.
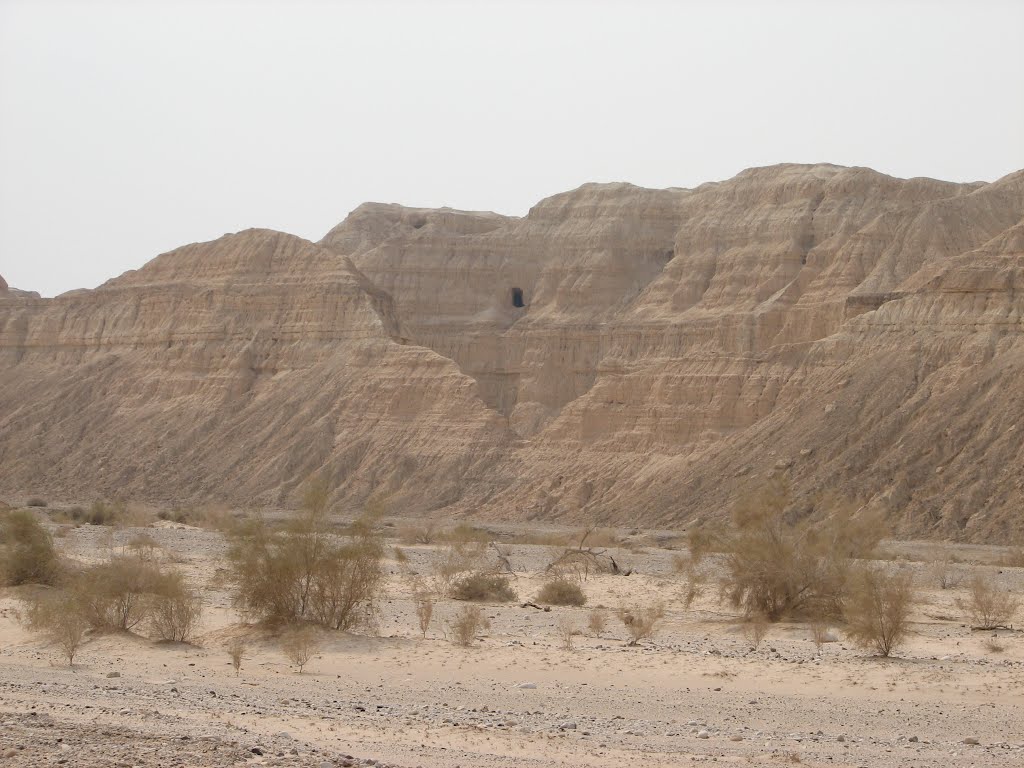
[2,0,1022,297]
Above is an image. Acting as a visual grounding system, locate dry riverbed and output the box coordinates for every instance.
[2,522,1023,767]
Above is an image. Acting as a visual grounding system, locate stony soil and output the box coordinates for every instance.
[2,521,1023,767]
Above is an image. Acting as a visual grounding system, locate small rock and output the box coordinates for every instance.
[558,721,577,730]
[909,735,918,742]
[697,730,710,739]
[517,683,537,689]
[963,737,980,745]
[105,672,120,679]
[837,735,845,743]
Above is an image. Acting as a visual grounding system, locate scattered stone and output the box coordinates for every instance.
[105,672,120,679]
[964,737,980,745]
[697,730,710,739]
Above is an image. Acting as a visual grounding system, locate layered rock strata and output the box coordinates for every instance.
[2,163,1022,539]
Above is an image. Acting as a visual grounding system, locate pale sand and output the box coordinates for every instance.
[2,523,1023,767]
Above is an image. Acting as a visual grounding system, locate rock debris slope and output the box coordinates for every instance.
[1,163,1022,539]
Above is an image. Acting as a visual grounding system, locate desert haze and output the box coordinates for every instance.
[2,162,1024,768]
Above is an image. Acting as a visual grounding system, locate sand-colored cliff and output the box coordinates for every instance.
[2,164,1022,538]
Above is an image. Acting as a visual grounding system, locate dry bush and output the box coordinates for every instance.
[927,545,964,590]
[308,537,386,631]
[742,615,769,649]
[673,552,712,609]
[86,499,126,526]
[0,509,62,587]
[450,572,517,603]
[810,620,831,652]
[587,608,607,636]
[23,590,88,666]
[148,572,203,642]
[447,605,490,646]
[556,615,578,650]
[227,638,247,676]
[398,523,437,545]
[956,573,1020,629]
[228,476,386,630]
[26,497,48,508]
[720,482,884,621]
[392,546,408,564]
[127,533,161,562]
[74,556,164,631]
[281,625,320,673]
[537,578,586,606]
[430,540,488,596]
[843,565,914,657]
[617,603,665,646]
[415,593,435,639]
[985,637,1005,653]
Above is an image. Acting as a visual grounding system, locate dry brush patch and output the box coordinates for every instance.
[0,509,63,587]
[617,603,665,646]
[281,625,321,673]
[717,481,885,622]
[956,572,1019,630]
[447,605,490,647]
[227,476,386,631]
[842,565,914,657]
[536,577,587,606]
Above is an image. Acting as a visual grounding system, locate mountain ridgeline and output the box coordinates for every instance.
[2,163,1023,541]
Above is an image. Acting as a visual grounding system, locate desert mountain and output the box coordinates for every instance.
[2,163,1022,540]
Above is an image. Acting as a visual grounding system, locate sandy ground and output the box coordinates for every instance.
[2,521,1024,767]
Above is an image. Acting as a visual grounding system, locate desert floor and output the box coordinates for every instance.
[2,520,1023,767]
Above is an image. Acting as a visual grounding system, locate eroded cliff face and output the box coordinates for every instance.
[2,164,1022,538]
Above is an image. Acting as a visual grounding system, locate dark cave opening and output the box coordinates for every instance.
[511,287,525,308]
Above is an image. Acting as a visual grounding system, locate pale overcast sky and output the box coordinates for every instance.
[1,0,1022,297]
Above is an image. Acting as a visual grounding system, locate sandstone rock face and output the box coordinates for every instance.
[2,164,1022,539]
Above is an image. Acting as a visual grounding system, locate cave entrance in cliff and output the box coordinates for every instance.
[511,287,525,308]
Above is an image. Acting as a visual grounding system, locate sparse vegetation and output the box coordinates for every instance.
[0,509,62,587]
[227,475,385,630]
[447,605,489,646]
[148,571,203,642]
[555,615,578,650]
[74,556,164,631]
[810,620,831,652]
[26,497,48,508]
[956,572,1019,629]
[843,565,914,657]
[414,593,435,639]
[719,481,884,621]
[587,608,607,636]
[23,589,88,666]
[537,577,586,606]
[227,638,247,676]
[450,572,517,603]
[281,625,320,673]
[742,615,769,649]
[617,603,665,646]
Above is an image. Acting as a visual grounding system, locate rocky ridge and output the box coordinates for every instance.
[1,163,1022,539]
